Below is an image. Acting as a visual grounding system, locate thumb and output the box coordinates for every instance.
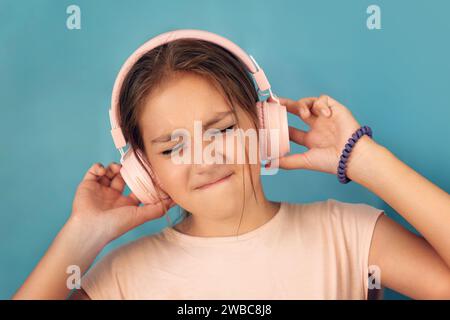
[133,198,175,227]
[276,152,313,170]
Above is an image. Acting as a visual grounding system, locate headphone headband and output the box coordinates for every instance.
[109,29,273,151]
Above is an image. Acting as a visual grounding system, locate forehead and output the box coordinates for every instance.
[139,73,232,134]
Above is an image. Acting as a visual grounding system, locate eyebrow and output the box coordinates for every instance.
[150,111,233,144]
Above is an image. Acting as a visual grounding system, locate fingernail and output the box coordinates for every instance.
[321,109,330,117]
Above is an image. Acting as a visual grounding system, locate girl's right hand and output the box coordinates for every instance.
[69,162,175,247]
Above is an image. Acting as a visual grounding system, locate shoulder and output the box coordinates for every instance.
[325,198,386,227]
[84,230,173,281]
[81,231,172,299]
[282,198,385,234]
[100,231,172,267]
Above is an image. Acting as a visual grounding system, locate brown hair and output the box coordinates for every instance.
[118,38,261,233]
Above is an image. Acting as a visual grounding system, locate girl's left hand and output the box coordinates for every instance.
[273,95,372,175]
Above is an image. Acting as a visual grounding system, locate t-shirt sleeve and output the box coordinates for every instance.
[81,248,125,300]
[327,198,386,299]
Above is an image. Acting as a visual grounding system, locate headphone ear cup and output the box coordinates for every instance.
[277,102,290,156]
[256,101,268,162]
[119,149,170,205]
[261,101,291,160]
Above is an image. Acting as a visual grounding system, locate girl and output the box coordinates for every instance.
[13,38,450,300]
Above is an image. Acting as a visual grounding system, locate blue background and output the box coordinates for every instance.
[1,0,449,300]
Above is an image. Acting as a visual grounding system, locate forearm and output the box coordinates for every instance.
[346,136,450,268]
[12,218,105,300]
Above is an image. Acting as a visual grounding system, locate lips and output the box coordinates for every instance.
[195,173,233,190]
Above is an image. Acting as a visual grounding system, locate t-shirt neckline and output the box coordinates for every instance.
[163,202,286,245]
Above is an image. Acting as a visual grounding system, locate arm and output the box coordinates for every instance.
[11,217,103,300]
[68,287,91,300]
[264,95,450,299]
[12,162,174,300]
[346,136,450,299]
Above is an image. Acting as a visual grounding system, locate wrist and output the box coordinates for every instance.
[61,215,109,256]
[12,215,109,299]
[345,135,387,185]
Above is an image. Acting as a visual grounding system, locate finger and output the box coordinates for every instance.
[296,97,317,119]
[128,192,175,209]
[288,126,307,146]
[325,95,342,107]
[128,192,140,204]
[110,162,122,172]
[279,97,313,115]
[161,197,176,211]
[278,152,313,170]
[279,97,316,120]
[100,162,122,188]
[104,162,120,180]
[277,97,297,110]
[110,172,126,193]
[98,175,111,187]
[105,166,114,180]
[134,198,175,226]
[82,163,106,181]
[107,162,124,188]
[311,95,332,117]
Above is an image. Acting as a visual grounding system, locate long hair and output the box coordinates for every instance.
[118,38,261,231]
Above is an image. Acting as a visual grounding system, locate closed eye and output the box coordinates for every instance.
[219,124,236,133]
[161,124,236,156]
[162,143,183,156]
[208,123,236,136]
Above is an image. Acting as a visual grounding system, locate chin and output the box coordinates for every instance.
[191,189,241,211]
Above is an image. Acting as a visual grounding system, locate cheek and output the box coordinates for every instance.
[153,158,189,196]
[238,162,260,190]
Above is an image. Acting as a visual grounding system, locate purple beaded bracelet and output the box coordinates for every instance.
[337,125,373,184]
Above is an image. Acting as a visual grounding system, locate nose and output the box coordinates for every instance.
[192,162,225,175]
[188,131,229,166]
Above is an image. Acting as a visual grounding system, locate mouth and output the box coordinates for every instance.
[195,173,234,190]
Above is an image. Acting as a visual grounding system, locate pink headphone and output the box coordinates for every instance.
[108,29,290,205]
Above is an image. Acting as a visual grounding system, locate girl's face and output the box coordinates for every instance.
[139,72,262,219]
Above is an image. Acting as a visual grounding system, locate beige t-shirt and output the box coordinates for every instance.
[81,199,385,300]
